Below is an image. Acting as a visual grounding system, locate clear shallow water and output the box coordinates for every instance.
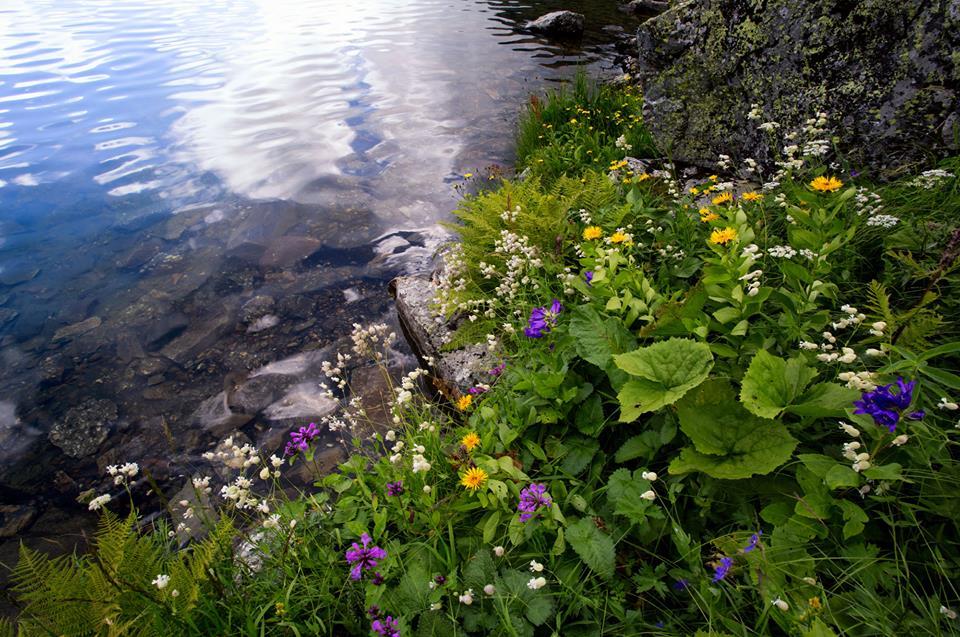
[0,0,640,494]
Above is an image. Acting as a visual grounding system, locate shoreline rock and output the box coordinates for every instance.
[525,11,585,39]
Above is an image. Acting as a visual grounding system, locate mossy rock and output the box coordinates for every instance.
[636,0,960,177]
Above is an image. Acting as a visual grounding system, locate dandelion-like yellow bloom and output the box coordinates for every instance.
[610,231,628,244]
[569,118,578,125]
[700,212,719,223]
[461,432,481,452]
[741,191,763,202]
[456,395,473,411]
[698,207,711,216]
[712,192,733,205]
[709,227,738,245]
[810,176,843,192]
[808,596,822,610]
[582,226,603,240]
[709,175,719,181]
[689,186,700,195]
[460,467,488,491]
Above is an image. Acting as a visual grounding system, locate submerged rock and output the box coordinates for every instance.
[635,0,960,175]
[48,398,117,459]
[52,316,102,342]
[525,11,585,38]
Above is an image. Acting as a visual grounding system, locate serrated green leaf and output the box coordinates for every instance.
[561,438,599,476]
[606,469,653,525]
[825,464,860,490]
[669,380,797,479]
[862,463,903,482]
[574,393,605,436]
[613,338,713,421]
[613,432,659,463]
[568,306,637,369]
[566,518,615,580]
[524,593,554,626]
[740,351,816,418]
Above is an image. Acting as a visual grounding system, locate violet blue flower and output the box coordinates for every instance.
[523,300,563,338]
[743,530,762,553]
[468,386,488,395]
[371,615,400,637]
[853,377,917,432]
[386,481,404,497]
[284,422,321,456]
[584,271,593,286]
[345,533,387,580]
[672,578,689,591]
[489,363,506,377]
[517,483,552,522]
[372,572,385,586]
[712,556,734,582]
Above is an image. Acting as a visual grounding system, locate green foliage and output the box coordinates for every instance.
[613,338,714,421]
[566,518,615,581]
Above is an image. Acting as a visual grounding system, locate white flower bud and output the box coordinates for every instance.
[772,597,789,611]
[493,546,505,557]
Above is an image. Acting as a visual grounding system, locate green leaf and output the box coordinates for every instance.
[863,463,904,482]
[614,432,660,463]
[837,500,868,540]
[825,465,860,490]
[669,380,798,479]
[613,338,713,421]
[786,383,860,418]
[606,469,653,525]
[482,511,500,544]
[568,306,637,369]
[524,594,554,626]
[802,619,838,637]
[561,438,599,476]
[566,518,615,580]
[574,393,605,436]
[740,351,816,418]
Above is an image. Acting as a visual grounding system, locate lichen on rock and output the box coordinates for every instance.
[635,0,960,176]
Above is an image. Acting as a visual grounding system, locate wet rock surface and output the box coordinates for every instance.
[526,11,586,38]
[48,399,117,459]
[635,0,960,176]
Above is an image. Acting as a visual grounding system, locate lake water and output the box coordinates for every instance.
[0,0,642,543]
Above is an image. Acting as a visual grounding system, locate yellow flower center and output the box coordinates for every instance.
[460,467,488,491]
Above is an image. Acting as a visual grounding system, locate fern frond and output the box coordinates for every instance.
[866,281,896,328]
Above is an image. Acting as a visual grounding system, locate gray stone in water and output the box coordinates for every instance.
[635,0,960,176]
[391,276,495,394]
[48,398,117,459]
[525,11,585,38]
[52,316,102,342]
[621,0,669,15]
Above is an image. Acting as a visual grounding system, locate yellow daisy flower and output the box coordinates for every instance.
[456,395,473,411]
[810,175,843,192]
[741,191,763,202]
[709,174,719,181]
[709,227,738,245]
[700,212,719,223]
[712,192,733,205]
[636,173,651,182]
[582,226,603,240]
[460,467,488,491]
[461,432,481,452]
[689,186,700,195]
[610,231,628,244]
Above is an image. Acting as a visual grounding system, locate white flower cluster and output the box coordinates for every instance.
[739,269,763,297]
[88,494,111,511]
[854,187,883,216]
[192,475,212,494]
[321,352,352,391]
[767,245,797,259]
[527,576,547,590]
[717,154,732,171]
[435,244,468,317]
[657,244,685,261]
[492,229,542,303]
[394,368,428,408]
[909,169,953,190]
[500,205,521,223]
[800,112,831,158]
[865,214,900,228]
[350,322,396,360]
[106,462,139,485]
[614,134,632,151]
[838,370,878,391]
[220,476,258,510]
[842,441,872,472]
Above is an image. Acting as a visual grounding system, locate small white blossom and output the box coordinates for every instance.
[88,494,112,511]
[891,434,909,446]
[641,471,657,482]
[641,490,657,501]
[938,397,959,411]
[459,590,474,605]
[152,574,170,590]
[483,584,496,595]
[772,597,789,611]
[839,422,860,437]
[493,546,505,557]
[529,560,544,572]
[527,576,547,590]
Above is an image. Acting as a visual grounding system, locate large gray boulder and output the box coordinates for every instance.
[526,11,585,39]
[635,0,960,176]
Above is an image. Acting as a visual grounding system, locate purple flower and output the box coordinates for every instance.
[434,574,446,585]
[284,422,321,456]
[386,481,404,497]
[468,386,488,395]
[672,578,689,591]
[712,556,734,582]
[371,615,400,637]
[517,483,552,522]
[908,410,925,421]
[584,271,593,286]
[489,363,506,377]
[367,605,381,620]
[743,530,762,553]
[853,377,917,432]
[345,533,387,580]
[372,572,385,586]
[523,300,563,338]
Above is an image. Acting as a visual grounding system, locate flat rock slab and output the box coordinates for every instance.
[391,275,494,395]
[52,316,102,342]
[48,398,117,459]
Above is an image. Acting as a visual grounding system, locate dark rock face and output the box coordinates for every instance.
[621,0,670,15]
[47,398,117,458]
[526,11,586,38]
[635,0,960,176]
